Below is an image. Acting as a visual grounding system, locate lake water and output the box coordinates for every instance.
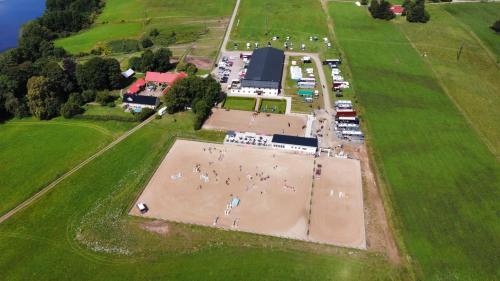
[0,0,45,52]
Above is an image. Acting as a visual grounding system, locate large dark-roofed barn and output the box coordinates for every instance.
[239,47,285,96]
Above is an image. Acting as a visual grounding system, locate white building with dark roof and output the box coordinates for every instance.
[231,47,285,96]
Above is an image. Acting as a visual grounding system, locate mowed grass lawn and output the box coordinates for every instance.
[223,96,256,111]
[260,99,286,114]
[0,118,133,216]
[330,3,499,280]
[444,2,500,61]
[83,104,135,118]
[229,0,332,53]
[396,4,500,156]
[0,113,405,280]
[55,0,235,54]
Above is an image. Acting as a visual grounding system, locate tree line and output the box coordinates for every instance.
[366,0,430,23]
[0,0,105,121]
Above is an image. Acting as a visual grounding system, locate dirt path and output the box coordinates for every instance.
[0,115,156,224]
[219,0,241,56]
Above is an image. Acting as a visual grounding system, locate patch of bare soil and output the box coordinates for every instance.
[185,56,212,70]
[139,220,170,235]
[348,143,401,264]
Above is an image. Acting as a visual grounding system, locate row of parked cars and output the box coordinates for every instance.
[217,56,234,84]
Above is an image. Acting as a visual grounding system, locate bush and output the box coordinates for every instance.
[133,108,155,122]
[149,28,160,37]
[82,90,96,103]
[361,0,368,5]
[369,0,395,20]
[141,38,154,49]
[177,62,198,75]
[60,101,83,118]
[491,20,500,33]
[107,39,140,53]
[95,90,116,105]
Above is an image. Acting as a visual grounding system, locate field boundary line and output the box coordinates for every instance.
[0,115,156,225]
[441,7,499,67]
[396,24,498,158]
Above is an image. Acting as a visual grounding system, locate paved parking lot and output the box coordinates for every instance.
[213,51,250,91]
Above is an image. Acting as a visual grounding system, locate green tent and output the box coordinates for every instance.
[297,89,314,96]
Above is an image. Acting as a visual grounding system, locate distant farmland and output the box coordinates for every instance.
[228,0,332,54]
[330,3,499,280]
[398,3,500,155]
[55,0,236,63]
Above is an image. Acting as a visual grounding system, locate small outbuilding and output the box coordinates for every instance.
[122,94,159,111]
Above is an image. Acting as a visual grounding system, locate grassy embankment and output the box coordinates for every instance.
[330,3,500,280]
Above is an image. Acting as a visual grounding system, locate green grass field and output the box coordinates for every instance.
[222,96,256,111]
[83,104,135,118]
[55,0,235,60]
[396,4,500,156]
[259,99,286,114]
[444,2,500,61]
[0,118,133,216]
[330,3,500,280]
[0,113,405,280]
[228,0,334,54]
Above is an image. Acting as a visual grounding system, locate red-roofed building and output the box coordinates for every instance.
[145,71,187,86]
[128,78,146,94]
[390,5,404,16]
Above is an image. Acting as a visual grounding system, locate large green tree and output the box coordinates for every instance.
[128,48,174,72]
[76,57,122,90]
[406,0,430,23]
[369,0,395,20]
[163,75,222,129]
[27,76,54,120]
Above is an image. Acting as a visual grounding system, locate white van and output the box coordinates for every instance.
[137,203,149,214]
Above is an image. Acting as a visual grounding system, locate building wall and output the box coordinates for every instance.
[231,87,279,96]
[124,103,157,110]
[271,143,317,154]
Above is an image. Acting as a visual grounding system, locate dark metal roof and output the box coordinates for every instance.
[272,134,318,148]
[242,47,284,89]
[122,94,158,106]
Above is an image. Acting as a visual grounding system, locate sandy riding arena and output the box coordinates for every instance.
[131,140,366,249]
[308,158,366,249]
[203,108,306,136]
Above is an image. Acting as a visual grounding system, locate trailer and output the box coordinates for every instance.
[341,130,364,137]
[335,103,352,110]
[335,100,352,105]
[299,77,316,83]
[335,116,359,124]
[335,111,357,117]
[336,123,360,130]
[298,81,316,89]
